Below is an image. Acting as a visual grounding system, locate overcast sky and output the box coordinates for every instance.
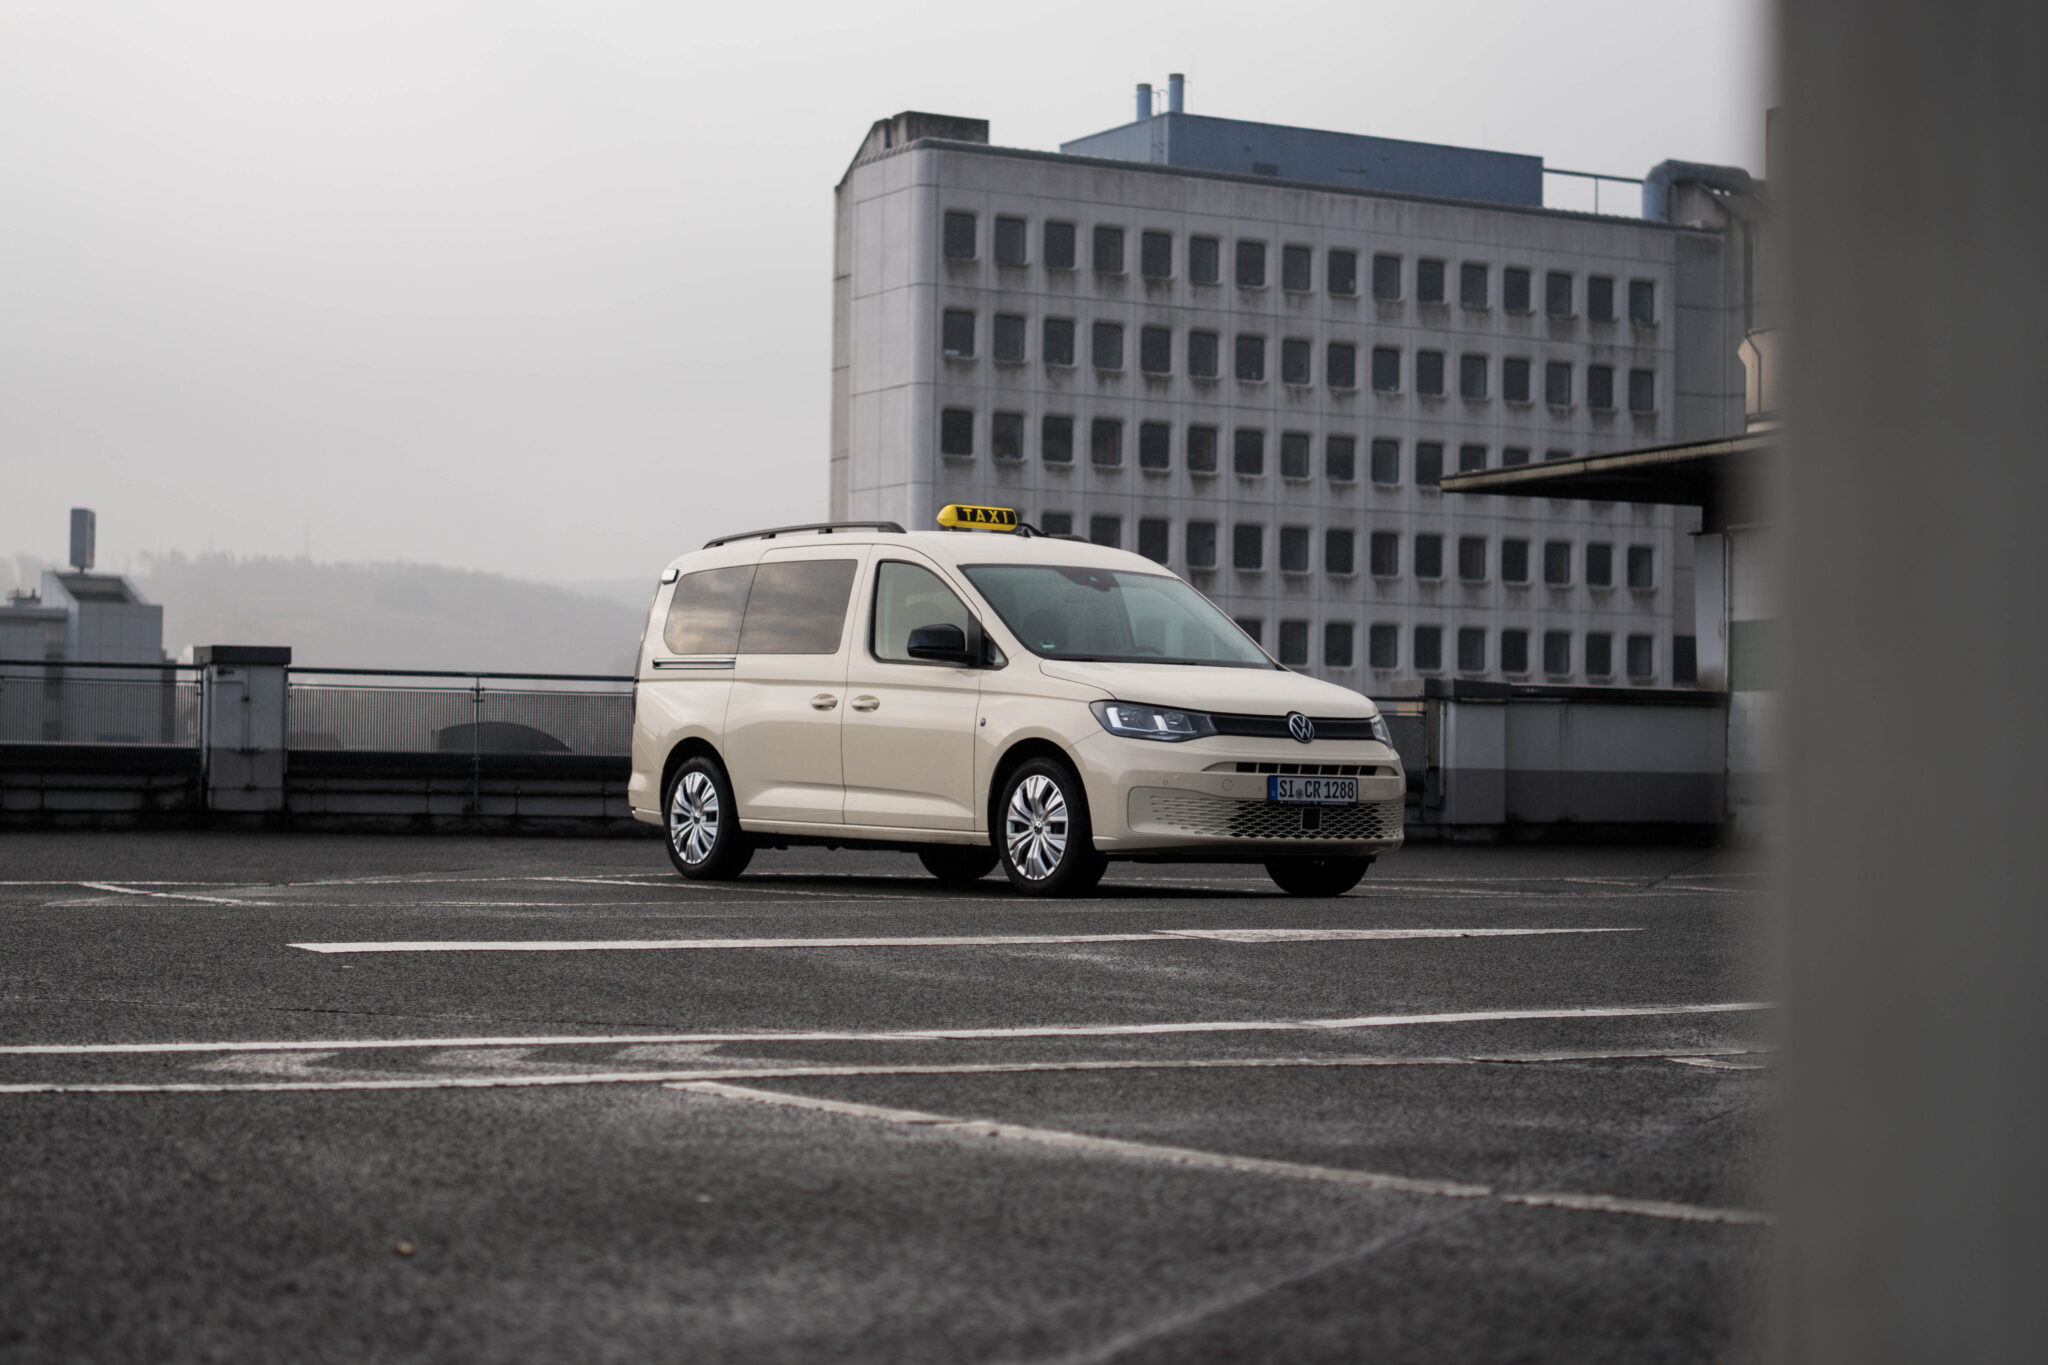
[0,0,1771,587]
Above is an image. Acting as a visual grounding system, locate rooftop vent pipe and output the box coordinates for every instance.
[1135,83,1152,120]
[1167,73,1185,112]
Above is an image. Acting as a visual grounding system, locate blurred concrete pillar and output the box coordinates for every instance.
[1782,2,2048,1361]
[196,645,290,817]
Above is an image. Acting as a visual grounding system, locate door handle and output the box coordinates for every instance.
[810,694,839,711]
[849,695,880,712]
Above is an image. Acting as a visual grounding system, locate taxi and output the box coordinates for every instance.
[629,507,1405,896]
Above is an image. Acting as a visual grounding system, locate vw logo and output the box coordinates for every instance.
[1286,712,1315,744]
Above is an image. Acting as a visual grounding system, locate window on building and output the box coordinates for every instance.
[1279,525,1310,574]
[992,411,1024,461]
[1369,624,1399,670]
[1093,321,1124,371]
[1325,621,1355,668]
[1414,533,1444,580]
[1503,446,1531,466]
[1138,421,1171,470]
[1458,443,1488,473]
[1545,361,1573,407]
[1276,619,1310,667]
[1327,435,1357,483]
[1545,447,1573,462]
[1280,431,1311,480]
[1586,543,1614,586]
[1237,618,1264,646]
[1370,438,1400,485]
[1043,318,1075,367]
[1415,441,1444,488]
[994,216,1027,266]
[939,408,973,456]
[1327,342,1357,390]
[1414,625,1443,672]
[1041,415,1074,464]
[1460,353,1488,399]
[1189,235,1220,284]
[1626,633,1654,679]
[1236,239,1267,287]
[1329,249,1358,297]
[1501,538,1530,583]
[1416,350,1445,396]
[1281,338,1312,386]
[1501,628,1530,675]
[1629,278,1656,325]
[1371,346,1401,392]
[1235,334,1266,382]
[1458,535,1487,582]
[1629,369,1656,413]
[1089,515,1122,549]
[1544,630,1572,676]
[1544,540,1573,585]
[1140,230,1172,279]
[1461,262,1489,309]
[1628,545,1654,589]
[1093,225,1125,273]
[1040,511,1073,536]
[1090,418,1123,467]
[1325,528,1355,575]
[942,211,976,261]
[1369,531,1400,578]
[942,310,974,358]
[1282,244,1312,292]
[1503,267,1532,314]
[1417,258,1446,304]
[1674,635,1697,684]
[1044,221,1076,270]
[1586,632,1613,678]
[1503,357,1531,403]
[1186,520,1218,569]
[1457,627,1487,673]
[993,313,1026,363]
[1140,326,1171,374]
[1138,518,1170,565]
[1587,365,1615,412]
[1233,522,1264,571]
[1546,271,1574,318]
[1188,330,1220,379]
[1187,425,1219,473]
[1588,275,1616,322]
[1372,253,1402,300]
[1233,427,1265,476]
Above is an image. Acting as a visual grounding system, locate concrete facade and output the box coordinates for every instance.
[832,115,1749,689]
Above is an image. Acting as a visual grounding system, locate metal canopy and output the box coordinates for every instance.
[1440,429,1773,529]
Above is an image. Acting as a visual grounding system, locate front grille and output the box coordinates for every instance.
[1208,712,1381,741]
[1138,790,1406,842]
[1216,761,1382,777]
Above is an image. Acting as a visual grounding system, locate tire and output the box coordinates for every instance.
[664,756,753,881]
[918,844,1000,885]
[1265,855,1373,897]
[997,757,1108,897]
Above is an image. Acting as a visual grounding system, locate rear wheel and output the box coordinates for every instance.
[998,758,1107,897]
[917,844,1000,885]
[664,756,753,880]
[1265,855,1372,897]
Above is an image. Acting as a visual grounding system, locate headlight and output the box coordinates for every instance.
[1368,712,1392,745]
[1090,700,1215,741]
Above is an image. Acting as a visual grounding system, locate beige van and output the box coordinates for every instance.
[629,509,1405,897]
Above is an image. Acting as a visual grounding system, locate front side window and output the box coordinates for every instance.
[1093,321,1125,371]
[963,564,1272,668]
[1093,225,1125,273]
[1189,235,1221,284]
[943,211,976,261]
[1236,239,1267,287]
[737,558,859,655]
[871,560,973,664]
[1044,221,1077,270]
[662,565,753,655]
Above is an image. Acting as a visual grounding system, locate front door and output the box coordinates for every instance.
[841,555,984,830]
[722,546,866,826]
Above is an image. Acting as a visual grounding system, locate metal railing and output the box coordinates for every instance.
[285,668,634,756]
[0,660,202,746]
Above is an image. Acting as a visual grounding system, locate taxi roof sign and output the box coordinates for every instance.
[936,504,1020,531]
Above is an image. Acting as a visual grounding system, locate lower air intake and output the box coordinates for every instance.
[1137,791,1406,842]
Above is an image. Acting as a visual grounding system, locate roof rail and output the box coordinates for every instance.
[703,520,906,549]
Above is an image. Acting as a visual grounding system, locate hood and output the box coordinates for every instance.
[1033,660,1379,717]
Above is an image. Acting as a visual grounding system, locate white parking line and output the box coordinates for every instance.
[674,1080,1773,1226]
[0,1002,1773,1056]
[76,883,274,906]
[286,927,1636,954]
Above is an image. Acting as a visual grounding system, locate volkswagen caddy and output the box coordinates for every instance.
[629,508,1405,897]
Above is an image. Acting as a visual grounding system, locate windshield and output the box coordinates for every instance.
[961,564,1275,668]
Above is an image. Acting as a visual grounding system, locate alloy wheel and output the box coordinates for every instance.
[1004,773,1069,880]
[669,770,720,865]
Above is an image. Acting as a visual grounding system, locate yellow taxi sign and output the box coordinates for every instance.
[936,504,1020,531]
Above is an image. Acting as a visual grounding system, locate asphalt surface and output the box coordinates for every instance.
[0,832,1773,1363]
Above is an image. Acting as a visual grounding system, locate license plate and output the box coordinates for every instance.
[1268,776,1357,805]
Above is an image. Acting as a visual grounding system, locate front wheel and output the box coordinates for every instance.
[1265,855,1373,897]
[664,757,753,881]
[917,844,1000,885]
[998,758,1107,897]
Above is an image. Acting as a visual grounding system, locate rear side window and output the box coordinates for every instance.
[661,565,754,655]
[736,558,859,654]
[871,561,972,663]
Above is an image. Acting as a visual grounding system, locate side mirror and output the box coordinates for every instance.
[906,622,976,665]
